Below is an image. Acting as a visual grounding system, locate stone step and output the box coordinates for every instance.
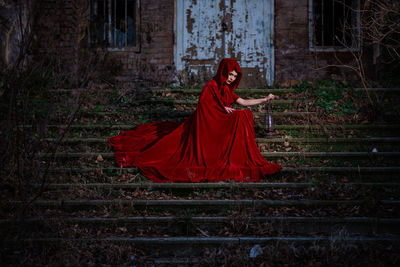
[7,199,399,221]
[58,110,317,118]
[4,237,398,265]
[42,161,400,174]
[52,110,399,126]
[41,137,400,155]
[45,166,400,174]
[16,181,399,200]
[153,87,400,95]
[132,96,398,106]
[20,182,399,200]
[53,88,297,95]
[7,198,397,219]
[31,182,398,204]
[54,100,398,114]
[132,99,304,105]
[5,215,398,227]
[5,236,400,246]
[44,137,400,145]
[2,216,400,235]
[40,182,313,190]
[34,124,400,131]
[140,258,199,265]
[35,123,399,139]
[40,151,400,159]
[53,87,400,94]
[37,167,399,184]
[31,182,400,190]
[9,199,398,208]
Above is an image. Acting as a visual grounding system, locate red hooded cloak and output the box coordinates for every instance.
[109,58,282,182]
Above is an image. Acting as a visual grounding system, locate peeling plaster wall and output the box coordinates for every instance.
[175,0,223,85]
[175,0,274,88]
[228,0,274,88]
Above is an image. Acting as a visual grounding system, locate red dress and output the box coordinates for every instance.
[109,58,282,182]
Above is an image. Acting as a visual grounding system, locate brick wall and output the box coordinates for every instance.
[34,0,81,83]
[111,0,175,84]
[274,0,358,84]
[34,0,362,86]
[35,0,175,85]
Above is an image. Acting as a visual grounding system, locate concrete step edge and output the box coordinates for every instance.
[52,88,400,93]
[45,166,400,173]
[2,216,399,224]
[39,151,400,158]
[132,99,304,105]
[52,88,297,94]
[4,236,400,245]
[56,110,317,117]
[26,124,400,130]
[43,137,400,144]
[38,182,313,189]
[8,199,384,207]
[17,182,400,190]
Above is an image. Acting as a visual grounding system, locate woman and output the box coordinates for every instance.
[109,58,282,183]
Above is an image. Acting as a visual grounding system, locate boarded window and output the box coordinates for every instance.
[309,0,360,51]
[90,0,140,51]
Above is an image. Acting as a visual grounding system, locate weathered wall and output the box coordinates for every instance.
[175,0,274,88]
[274,0,357,85]
[33,0,362,87]
[112,0,175,84]
[35,0,175,85]
[35,0,82,80]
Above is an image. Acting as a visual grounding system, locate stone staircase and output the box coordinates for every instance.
[2,85,400,265]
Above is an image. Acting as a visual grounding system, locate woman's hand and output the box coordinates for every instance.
[225,106,236,113]
[265,94,275,102]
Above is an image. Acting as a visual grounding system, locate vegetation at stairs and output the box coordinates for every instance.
[295,80,357,118]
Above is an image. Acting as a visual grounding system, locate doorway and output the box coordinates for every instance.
[174,0,275,88]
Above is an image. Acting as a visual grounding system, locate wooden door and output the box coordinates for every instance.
[175,0,274,87]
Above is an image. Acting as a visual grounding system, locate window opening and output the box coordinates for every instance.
[90,0,139,51]
[310,0,360,51]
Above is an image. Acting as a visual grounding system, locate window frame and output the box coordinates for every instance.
[308,0,361,52]
[89,0,141,52]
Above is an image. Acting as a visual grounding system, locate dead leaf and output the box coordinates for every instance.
[284,141,290,147]
[97,154,104,162]
[133,189,140,197]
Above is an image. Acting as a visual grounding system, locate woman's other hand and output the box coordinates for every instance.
[225,107,236,113]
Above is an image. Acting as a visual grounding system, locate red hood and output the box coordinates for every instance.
[212,58,242,92]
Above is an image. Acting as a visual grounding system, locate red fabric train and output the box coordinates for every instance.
[109,58,282,182]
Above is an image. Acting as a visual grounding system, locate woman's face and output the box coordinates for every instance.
[226,70,238,85]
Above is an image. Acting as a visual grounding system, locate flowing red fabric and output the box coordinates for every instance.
[109,58,282,182]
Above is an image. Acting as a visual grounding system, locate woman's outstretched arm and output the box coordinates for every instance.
[236,94,275,107]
